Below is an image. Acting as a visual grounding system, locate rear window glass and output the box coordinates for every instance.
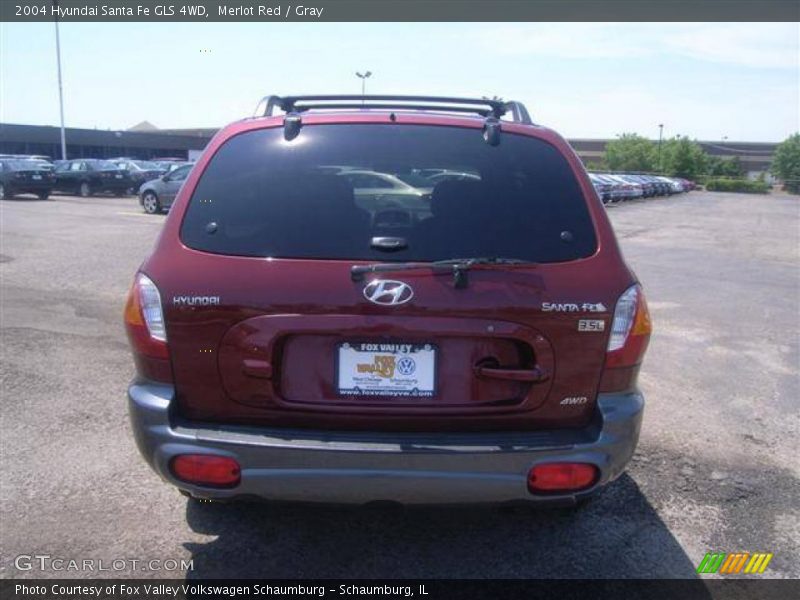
[88,160,120,170]
[7,159,43,170]
[180,124,596,263]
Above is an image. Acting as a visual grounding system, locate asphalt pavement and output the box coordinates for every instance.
[0,191,798,579]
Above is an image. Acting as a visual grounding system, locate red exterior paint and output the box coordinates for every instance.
[130,111,645,432]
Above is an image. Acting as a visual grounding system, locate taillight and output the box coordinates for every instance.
[600,284,651,392]
[527,463,599,494]
[124,273,168,359]
[605,284,651,368]
[171,455,241,488]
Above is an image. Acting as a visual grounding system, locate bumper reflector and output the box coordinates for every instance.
[170,454,241,488]
[527,462,599,494]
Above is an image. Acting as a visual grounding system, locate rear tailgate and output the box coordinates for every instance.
[155,255,624,431]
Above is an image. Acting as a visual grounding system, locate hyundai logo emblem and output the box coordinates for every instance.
[363,280,414,306]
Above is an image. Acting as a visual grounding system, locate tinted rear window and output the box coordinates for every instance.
[7,159,44,170]
[88,160,120,170]
[180,124,596,262]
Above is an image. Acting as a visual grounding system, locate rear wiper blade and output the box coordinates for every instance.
[350,257,534,289]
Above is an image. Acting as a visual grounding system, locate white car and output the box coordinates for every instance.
[655,176,684,194]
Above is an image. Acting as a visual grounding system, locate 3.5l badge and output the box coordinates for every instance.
[578,319,605,332]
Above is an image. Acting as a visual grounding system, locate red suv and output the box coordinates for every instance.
[125,95,651,505]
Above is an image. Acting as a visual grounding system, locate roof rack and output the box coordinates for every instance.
[255,95,533,125]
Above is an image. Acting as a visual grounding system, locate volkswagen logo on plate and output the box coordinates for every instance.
[397,356,416,375]
[363,280,414,306]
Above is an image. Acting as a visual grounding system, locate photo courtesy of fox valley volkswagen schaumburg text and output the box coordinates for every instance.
[0,0,798,591]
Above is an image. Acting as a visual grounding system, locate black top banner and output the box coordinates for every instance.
[2,0,799,22]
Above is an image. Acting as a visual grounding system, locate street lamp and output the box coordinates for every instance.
[53,1,67,160]
[355,71,372,101]
[657,123,664,174]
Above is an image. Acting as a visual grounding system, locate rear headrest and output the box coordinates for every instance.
[279,173,357,215]
[431,179,488,220]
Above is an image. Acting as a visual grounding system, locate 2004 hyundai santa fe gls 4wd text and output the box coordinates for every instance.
[124,95,652,506]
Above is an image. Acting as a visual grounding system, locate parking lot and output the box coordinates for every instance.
[0,190,798,579]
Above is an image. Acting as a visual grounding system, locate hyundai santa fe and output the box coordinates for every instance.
[125,95,651,505]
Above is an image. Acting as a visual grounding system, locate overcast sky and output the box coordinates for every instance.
[1,22,797,141]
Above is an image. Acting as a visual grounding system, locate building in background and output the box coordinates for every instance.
[569,138,777,180]
[0,123,208,161]
[0,122,778,177]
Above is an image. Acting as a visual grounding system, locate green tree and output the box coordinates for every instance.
[707,155,743,177]
[771,133,800,194]
[661,136,709,180]
[604,134,657,172]
[585,160,608,171]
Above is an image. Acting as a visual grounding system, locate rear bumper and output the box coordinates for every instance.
[98,182,131,192]
[6,182,53,193]
[128,382,644,505]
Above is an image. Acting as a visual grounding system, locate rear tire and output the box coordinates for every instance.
[142,191,161,214]
[79,182,92,197]
[38,192,50,200]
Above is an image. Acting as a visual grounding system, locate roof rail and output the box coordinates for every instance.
[254,95,533,124]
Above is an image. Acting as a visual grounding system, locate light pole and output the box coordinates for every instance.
[355,71,372,102]
[657,123,664,173]
[54,1,67,160]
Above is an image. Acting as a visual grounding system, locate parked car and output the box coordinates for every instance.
[0,154,54,170]
[671,178,687,193]
[26,154,53,163]
[336,169,433,222]
[138,163,192,213]
[588,173,613,204]
[620,174,657,197]
[639,175,670,196]
[425,170,481,185]
[11,156,56,172]
[603,174,644,200]
[163,161,194,173]
[338,169,433,197]
[591,173,625,203]
[0,158,56,199]
[654,176,683,194]
[53,159,132,197]
[124,94,652,506]
[112,159,167,192]
[31,159,55,172]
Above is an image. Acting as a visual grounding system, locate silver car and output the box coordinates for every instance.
[138,163,192,214]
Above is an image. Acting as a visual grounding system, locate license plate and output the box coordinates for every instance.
[115,174,122,179]
[32,174,42,180]
[337,342,436,397]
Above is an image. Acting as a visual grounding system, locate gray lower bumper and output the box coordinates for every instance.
[128,383,643,505]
